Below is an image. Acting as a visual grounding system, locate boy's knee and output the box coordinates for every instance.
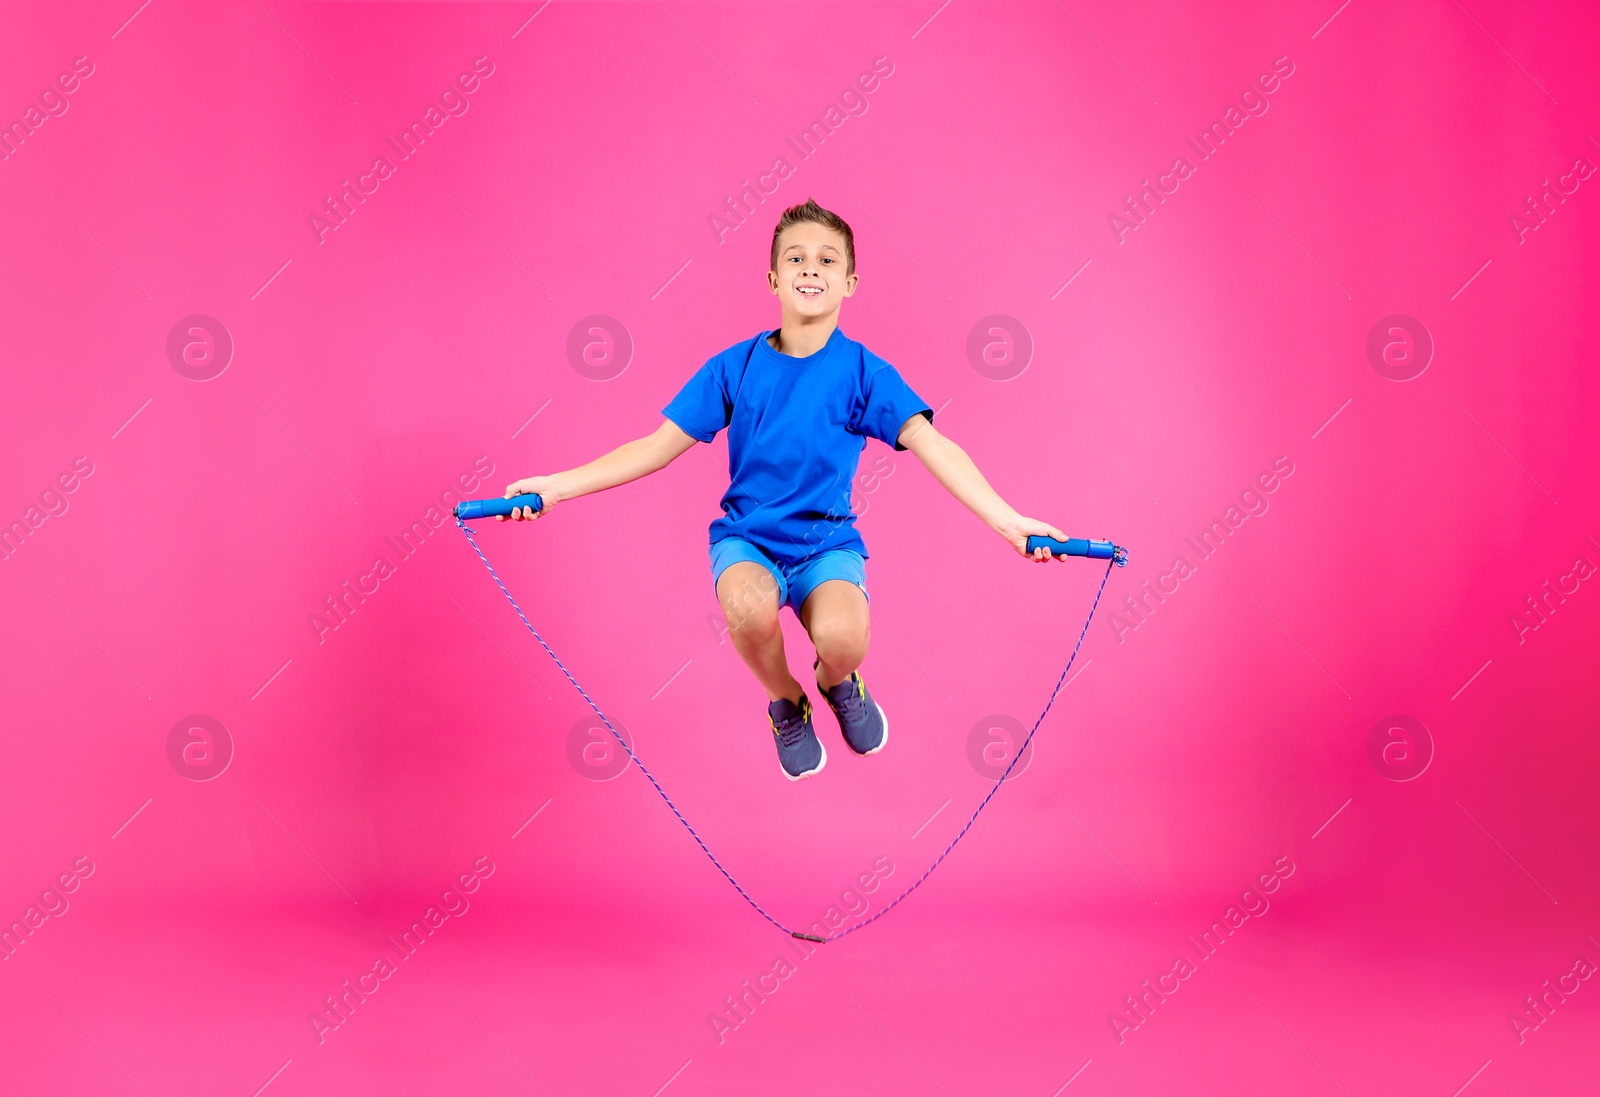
[723,597,780,644]
[812,615,869,667]
[717,568,780,635]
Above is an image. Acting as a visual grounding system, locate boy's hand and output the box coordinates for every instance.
[998,514,1072,562]
[499,474,561,521]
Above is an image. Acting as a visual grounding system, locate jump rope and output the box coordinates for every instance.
[454,492,1127,944]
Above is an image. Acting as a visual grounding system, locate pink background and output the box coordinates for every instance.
[2,1,1597,1093]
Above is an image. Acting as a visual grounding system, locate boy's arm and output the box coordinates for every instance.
[896,414,1072,561]
[500,418,699,521]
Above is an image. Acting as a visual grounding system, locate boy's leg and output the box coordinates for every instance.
[795,554,884,756]
[716,561,805,705]
[799,579,871,690]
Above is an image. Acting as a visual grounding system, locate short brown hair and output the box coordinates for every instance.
[770,197,855,276]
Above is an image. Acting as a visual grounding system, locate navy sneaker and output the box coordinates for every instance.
[769,694,826,780]
[817,666,888,756]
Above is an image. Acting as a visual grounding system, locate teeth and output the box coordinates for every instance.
[798,286,822,295]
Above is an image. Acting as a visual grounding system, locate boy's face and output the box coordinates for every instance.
[768,222,857,319]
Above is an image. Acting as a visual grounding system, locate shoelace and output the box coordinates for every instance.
[774,700,811,746]
[828,675,868,725]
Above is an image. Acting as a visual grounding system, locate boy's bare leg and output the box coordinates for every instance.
[716,562,804,705]
[800,580,870,690]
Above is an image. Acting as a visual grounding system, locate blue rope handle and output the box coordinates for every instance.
[455,515,1114,942]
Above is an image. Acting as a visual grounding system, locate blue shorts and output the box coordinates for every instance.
[710,537,869,617]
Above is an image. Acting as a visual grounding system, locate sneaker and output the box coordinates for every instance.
[817,666,888,755]
[769,694,826,780]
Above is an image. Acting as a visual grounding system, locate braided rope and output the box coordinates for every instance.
[457,515,1113,941]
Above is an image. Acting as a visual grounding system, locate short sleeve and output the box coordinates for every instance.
[662,354,732,442]
[855,357,932,451]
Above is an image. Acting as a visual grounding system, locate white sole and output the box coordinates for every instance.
[854,701,889,756]
[783,737,827,781]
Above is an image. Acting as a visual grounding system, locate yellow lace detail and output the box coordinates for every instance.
[772,696,810,736]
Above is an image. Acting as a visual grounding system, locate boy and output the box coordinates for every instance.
[502,198,1072,781]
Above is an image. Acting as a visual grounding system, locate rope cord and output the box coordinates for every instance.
[456,515,1113,942]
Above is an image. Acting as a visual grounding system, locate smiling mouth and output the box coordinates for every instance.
[796,285,824,297]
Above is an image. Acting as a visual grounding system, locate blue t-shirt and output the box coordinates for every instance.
[662,326,932,563]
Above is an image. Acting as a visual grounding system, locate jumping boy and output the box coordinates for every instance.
[501,198,1073,781]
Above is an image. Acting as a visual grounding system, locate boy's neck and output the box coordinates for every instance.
[767,314,839,359]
